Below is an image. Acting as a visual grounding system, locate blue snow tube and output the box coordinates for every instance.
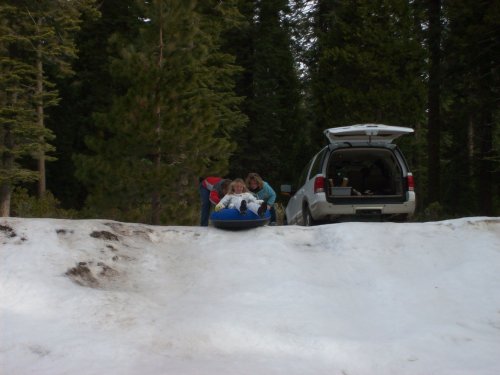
[210,208,271,229]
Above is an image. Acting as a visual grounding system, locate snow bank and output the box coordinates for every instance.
[1,217,500,374]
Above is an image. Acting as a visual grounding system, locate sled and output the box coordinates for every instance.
[210,208,271,229]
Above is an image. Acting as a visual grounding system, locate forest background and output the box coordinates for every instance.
[1,0,498,225]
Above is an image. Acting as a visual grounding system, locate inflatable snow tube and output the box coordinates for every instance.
[210,208,271,229]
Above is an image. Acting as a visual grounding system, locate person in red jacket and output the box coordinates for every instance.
[199,177,232,226]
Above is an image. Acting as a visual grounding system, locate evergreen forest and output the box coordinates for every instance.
[1,0,499,225]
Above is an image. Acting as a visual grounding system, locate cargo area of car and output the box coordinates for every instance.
[325,147,406,203]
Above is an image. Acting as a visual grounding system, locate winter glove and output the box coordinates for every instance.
[215,203,224,212]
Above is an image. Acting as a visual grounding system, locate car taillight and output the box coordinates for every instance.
[406,173,415,191]
[314,176,325,193]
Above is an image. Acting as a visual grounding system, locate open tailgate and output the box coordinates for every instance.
[324,124,414,144]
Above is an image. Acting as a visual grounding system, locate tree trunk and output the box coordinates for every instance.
[426,0,441,205]
[151,3,164,226]
[0,125,14,217]
[36,45,46,197]
[0,185,11,217]
[0,84,17,217]
[468,117,474,178]
[477,115,493,216]
[476,60,494,215]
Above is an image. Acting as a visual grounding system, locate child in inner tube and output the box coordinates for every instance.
[215,178,267,217]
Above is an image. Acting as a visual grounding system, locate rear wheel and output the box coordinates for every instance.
[302,205,316,226]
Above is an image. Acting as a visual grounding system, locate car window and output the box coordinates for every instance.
[310,147,328,177]
[296,158,314,188]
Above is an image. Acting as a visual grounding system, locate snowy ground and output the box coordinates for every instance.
[1,217,500,375]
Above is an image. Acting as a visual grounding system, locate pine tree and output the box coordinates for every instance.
[46,0,142,209]
[426,0,442,205]
[311,0,427,134]
[8,0,98,197]
[0,4,51,215]
[228,0,306,187]
[75,0,246,225]
[440,0,500,215]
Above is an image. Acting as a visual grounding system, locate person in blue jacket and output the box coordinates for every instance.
[245,172,277,224]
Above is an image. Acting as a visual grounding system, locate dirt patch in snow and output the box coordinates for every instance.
[90,231,119,241]
[65,263,99,288]
[0,224,16,238]
[104,222,154,241]
[56,228,74,235]
[65,261,120,289]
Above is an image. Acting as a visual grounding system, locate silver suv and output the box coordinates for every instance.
[282,124,416,225]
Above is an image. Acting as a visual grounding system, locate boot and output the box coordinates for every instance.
[257,202,267,217]
[239,200,247,215]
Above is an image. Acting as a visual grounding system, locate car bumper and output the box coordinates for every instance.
[310,192,416,219]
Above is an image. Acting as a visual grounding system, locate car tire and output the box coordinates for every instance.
[302,205,316,226]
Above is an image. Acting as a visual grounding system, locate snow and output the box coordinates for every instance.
[1,217,500,375]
